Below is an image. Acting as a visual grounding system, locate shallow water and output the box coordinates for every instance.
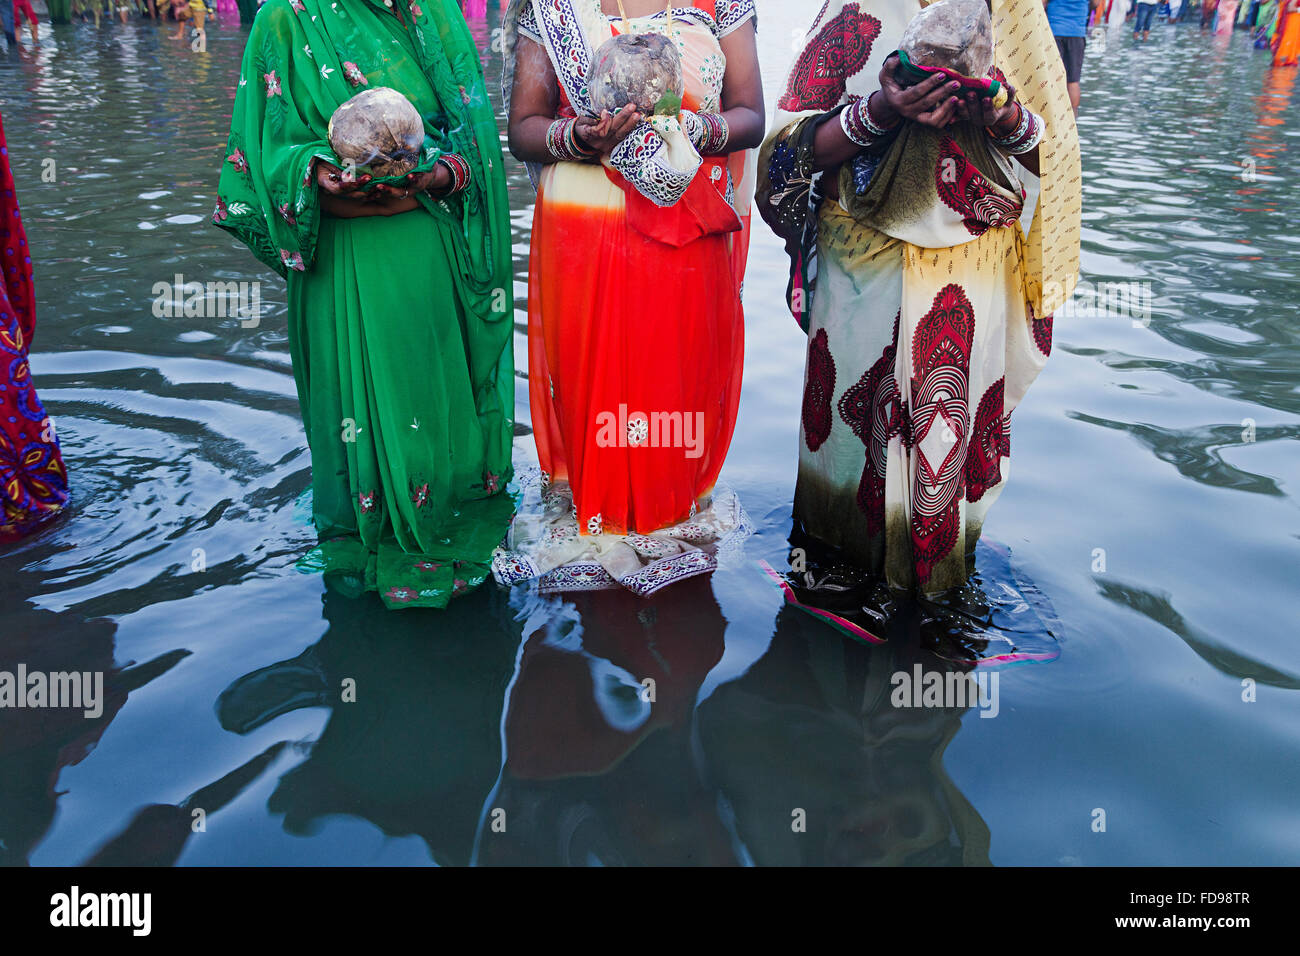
[0,7,1297,865]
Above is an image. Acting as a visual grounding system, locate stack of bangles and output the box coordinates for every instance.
[545,116,598,162]
[840,92,901,148]
[687,111,730,155]
[987,101,1043,155]
[434,153,471,195]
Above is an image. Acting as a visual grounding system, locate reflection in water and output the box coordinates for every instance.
[205,573,1006,867]
[216,585,521,866]
[84,741,288,866]
[1068,411,1297,496]
[472,574,1010,866]
[0,603,188,866]
[698,607,991,866]
[1094,578,1300,688]
[475,580,737,866]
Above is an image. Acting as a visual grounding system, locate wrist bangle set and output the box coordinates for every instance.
[696,112,730,155]
[682,111,730,155]
[841,92,901,148]
[546,117,598,162]
[988,102,1043,154]
[437,153,471,195]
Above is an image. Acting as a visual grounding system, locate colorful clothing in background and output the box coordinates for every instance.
[1255,0,1279,45]
[1216,0,1240,31]
[1047,0,1091,34]
[213,0,515,609]
[1135,0,1159,32]
[493,0,757,596]
[0,109,69,542]
[1276,0,1300,61]
[13,0,38,30]
[757,0,1081,594]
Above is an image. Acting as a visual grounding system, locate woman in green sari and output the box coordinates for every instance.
[214,0,514,610]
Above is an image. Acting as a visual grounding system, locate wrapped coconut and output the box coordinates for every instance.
[894,0,1008,107]
[588,30,685,117]
[899,0,994,76]
[327,87,425,179]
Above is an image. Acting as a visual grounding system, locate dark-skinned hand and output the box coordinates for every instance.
[573,107,643,155]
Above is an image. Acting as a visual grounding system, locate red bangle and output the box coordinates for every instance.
[436,153,471,195]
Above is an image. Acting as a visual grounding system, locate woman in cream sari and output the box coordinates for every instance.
[758,0,1080,627]
[494,0,764,596]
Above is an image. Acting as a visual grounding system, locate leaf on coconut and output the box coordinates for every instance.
[653,91,682,116]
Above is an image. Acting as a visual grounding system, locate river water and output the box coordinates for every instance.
[0,5,1296,866]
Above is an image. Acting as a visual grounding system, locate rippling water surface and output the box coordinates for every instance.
[0,7,1297,866]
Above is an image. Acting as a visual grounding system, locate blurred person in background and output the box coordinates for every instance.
[1046,0,1102,110]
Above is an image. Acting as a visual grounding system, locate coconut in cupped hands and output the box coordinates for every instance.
[327,86,426,180]
[587,1,686,120]
[894,0,1009,108]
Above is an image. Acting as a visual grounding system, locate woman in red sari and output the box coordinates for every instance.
[0,110,68,541]
[494,0,763,596]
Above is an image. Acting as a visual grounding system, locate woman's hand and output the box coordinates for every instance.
[956,81,1021,133]
[320,191,420,218]
[367,163,451,199]
[573,107,643,155]
[315,159,372,199]
[875,53,963,129]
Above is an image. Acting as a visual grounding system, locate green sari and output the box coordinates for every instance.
[214,0,515,610]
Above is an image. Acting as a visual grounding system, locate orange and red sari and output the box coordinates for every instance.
[1276,0,1300,64]
[494,0,756,596]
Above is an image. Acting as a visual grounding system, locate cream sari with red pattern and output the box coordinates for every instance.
[758,0,1081,593]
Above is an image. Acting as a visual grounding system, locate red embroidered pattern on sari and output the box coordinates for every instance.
[839,313,903,536]
[934,136,1021,237]
[910,285,974,584]
[1031,308,1053,356]
[966,377,1009,503]
[802,328,836,451]
[777,3,881,112]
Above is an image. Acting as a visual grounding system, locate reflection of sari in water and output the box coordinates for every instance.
[0,109,68,542]
[1217,0,1240,32]
[216,586,522,865]
[475,581,736,865]
[757,0,1080,596]
[493,0,756,597]
[1276,0,1300,62]
[697,606,992,866]
[213,0,515,609]
[0,607,183,865]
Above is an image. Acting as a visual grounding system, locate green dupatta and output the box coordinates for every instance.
[212,0,511,374]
